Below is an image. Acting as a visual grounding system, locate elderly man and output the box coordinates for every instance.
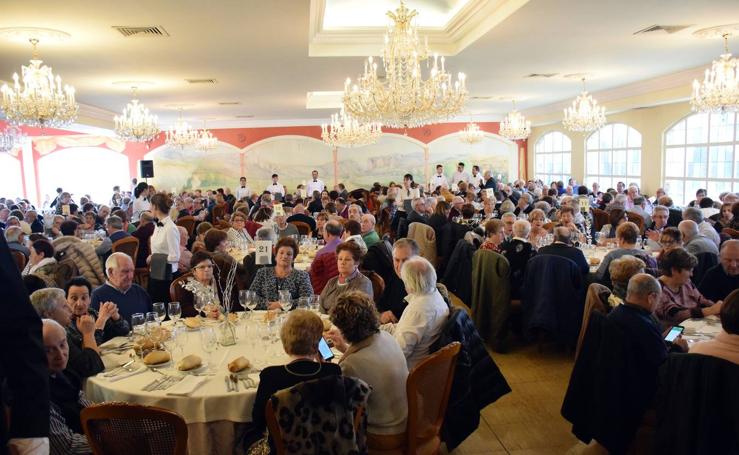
[483,170,498,190]
[644,205,669,250]
[683,207,720,248]
[310,220,344,294]
[407,198,428,225]
[629,196,652,227]
[538,226,589,276]
[41,319,92,454]
[5,225,30,259]
[377,239,419,324]
[361,213,381,248]
[24,209,44,233]
[698,240,739,302]
[94,215,131,259]
[90,252,152,323]
[274,210,299,239]
[514,192,533,217]
[348,203,363,223]
[30,288,103,380]
[501,212,516,240]
[678,220,719,257]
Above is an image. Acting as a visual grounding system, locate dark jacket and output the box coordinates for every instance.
[286,213,317,233]
[698,264,739,302]
[538,242,589,276]
[471,249,511,351]
[499,238,536,299]
[442,239,476,306]
[376,273,408,320]
[131,222,155,268]
[430,308,511,450]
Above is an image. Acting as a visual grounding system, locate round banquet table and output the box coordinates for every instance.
[227,243,317,271]
[85,313,322,454]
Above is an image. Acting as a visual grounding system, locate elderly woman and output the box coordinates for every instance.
[500,220,537,299]
[713,202,734,233]
[690,289,739,364]
[227,211,254,246]
[21,239,58,285]
[65,276,129,345]
[656,247,722,327]
[179,250,231,318]
[481,219,505,253]
[191,221,213,253]
[249,237,313,310]
[328,291,408,443]
[313,212,329,240]
[598,208,628,244]
[30,288,104,379]
[385,256,449,369]
[607,255,646,306]
[248,310,341,453]
[320,241,373,314]
[556,206,585,239]
[596,222,656,285]
[42,319,93,455]
[528,208,549,246]
[658,227,682,251]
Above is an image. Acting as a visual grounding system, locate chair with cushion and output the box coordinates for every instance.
[175,216,196,238]
[288,220,312,237]
[592,208,609,232]
[626,211,645,233]
[169,272,194,302]
[81,402,188,455]
[111,237,139,263]
[10,250,26,271]
[360,269,385,303]
[211,204,228,224]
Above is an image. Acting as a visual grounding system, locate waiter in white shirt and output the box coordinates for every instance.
[265,174,285,199]
[236,176,250,201]
[451,162,471,187]
[306,170,324,197]
[469,165,484,190]
[429,164,449,191]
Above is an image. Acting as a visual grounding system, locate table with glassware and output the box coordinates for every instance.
[86,305,328,455]
[226,236,320,272]
[681,315,722,345]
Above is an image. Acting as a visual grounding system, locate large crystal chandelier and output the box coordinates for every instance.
[563,78,606,133]
[322,108,382,147]
[0,124,23,153]
[499,100,531,140]
[342,1,467,129]
[197,120,218,150]
[458,122,484,144]
[0,38,78,127]
[165,109,198,148]
[114,87,159,142]
[691,32,738,113]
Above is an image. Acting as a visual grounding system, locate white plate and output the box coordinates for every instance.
[145,359,172,369]
[177,361,209,375]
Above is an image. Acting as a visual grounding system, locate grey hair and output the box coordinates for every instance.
[30,288,65,317]
[42,318,65,335]
[4,226,23,243]
[534,201,552,213]
[499,200,515,213]
[400,256,437,295]
[626,273,661,300]
[361,213,376,226]
[520,193,532,203]
[553,226,571,244]
[513,219,531,238]
[614,194,628,204]
[106,215,123,230]
[501,212,516,222]
[105,252,133,275]
[682,207,703,223]
[652,205,669,215]
[393,238,420,256]
[255,226,275,241]
[678,220,699,239]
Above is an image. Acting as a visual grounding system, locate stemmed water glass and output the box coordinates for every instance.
[130,313,145,339]
[153,302,166,323]
[194,295,206,318]
[310,294,320,313]
[200,327,218,371]
[278,290,293,313]
[168,302,181,326]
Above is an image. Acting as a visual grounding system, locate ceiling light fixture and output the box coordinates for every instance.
[342,1,467,129]
[691,27,738,113]
[0,37,78,127]
[0,124,23,153]
[321,107,382,147]
[458,121,484,144]
[196,120,218,150]
[114,86,159,142]
[562,77,606,133]
[498,99,531,140]
[165,108,198,148]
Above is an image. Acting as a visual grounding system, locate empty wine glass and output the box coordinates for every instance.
[194,294,206,317]
[200,327,218,370]
[310,294,320,313]
[278,290,293,313]
[168,302,181,325]
[153,302,166,323]
[131,313,145,337]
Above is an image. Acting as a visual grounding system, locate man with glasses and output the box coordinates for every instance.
[644,205,670,250]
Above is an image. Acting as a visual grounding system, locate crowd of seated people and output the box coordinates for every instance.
[2,171,739,454]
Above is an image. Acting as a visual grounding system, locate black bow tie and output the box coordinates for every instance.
[241,186,246,188]
[155,219,164,227]
[313,180,317,182]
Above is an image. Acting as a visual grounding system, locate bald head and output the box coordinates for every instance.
[553,226,572,244]
[678,220,699,241]
[626,273,662,312]
[720,239,739,276]
[42,319,69,373]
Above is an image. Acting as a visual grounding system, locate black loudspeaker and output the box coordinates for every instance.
[139,160,154,178]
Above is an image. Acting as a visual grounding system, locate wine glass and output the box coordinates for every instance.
[168,302,181,325]
[309,294,320,313]
[193,294,205,317]
[130,313,145,338]
[278,290,293,313]
[200,327,218,370]
[153,302,166,323]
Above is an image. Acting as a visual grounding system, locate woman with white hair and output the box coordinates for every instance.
[385,256,449,369]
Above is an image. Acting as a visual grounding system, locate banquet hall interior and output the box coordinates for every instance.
[2,0,739,454]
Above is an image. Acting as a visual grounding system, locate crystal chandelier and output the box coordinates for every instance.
[499,100,531,140]
[196,120,218,150]
[458,122,484,144]
[0,124,23,153]
[563,78,606,133]
[342,1,468,129]
[165,109,198,148]
[691,33,738,113]
[114,87,159,142]
[322,108,382,147]
[0,38,78,127]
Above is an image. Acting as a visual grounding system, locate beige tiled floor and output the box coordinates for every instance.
[444,343,581,455]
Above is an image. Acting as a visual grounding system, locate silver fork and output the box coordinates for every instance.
[240,377,256,389]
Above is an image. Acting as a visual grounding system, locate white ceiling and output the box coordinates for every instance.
[0,0,738,129]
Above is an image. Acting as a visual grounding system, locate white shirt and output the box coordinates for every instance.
[265,183,285,196]
[306,179,325,197]
[451,171,471,185]
[150,216,181,272]
[699,220,721,247]
[236,186,251,201]
[391,289,449,369]
[469,173,484,188]
[131,196,150,223]
[430,173,449,190]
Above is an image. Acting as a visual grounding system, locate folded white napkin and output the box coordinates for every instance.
[99,365,146,383]
[100,337,130,349]
[167,376,208,396]
[102,353,131,370]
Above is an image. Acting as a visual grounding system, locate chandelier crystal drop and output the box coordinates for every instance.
[114,88,159,142]
[691,33,739,113]
[0,38,78,127]
[0,124,23,153]
[321,108,382,147]
[165,109,198,148]
[498,100,531,140]
[197,121,218,150]
[342,1,468,129]
[458,122,484,144]
[562,78,606,133]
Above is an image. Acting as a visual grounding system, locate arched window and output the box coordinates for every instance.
[585,123,641,191]
[534,131,571,185]
[663,112,738,206]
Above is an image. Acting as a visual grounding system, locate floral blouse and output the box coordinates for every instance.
[249,267,313,307]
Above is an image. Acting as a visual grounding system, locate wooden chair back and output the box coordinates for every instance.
[176,216,196,238]
[111,237,139,263]
[542,222,556,232]
[169,272,194,302]
[134,268,149,289]
[10,250,26,271]
[289,220,312,237]
[592,208,609,232]
[722,227,739,239]
[360,270,385,303]
[627,211,645,233]
[406,342,461,455]
[81,402,188,455]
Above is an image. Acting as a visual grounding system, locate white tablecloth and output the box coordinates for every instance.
[681,315,722,345]
[227,245,316,271]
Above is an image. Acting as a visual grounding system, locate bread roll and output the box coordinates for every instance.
[228,356,251,373]
[184,317,201,329]
[177,354,203,371]
[143,350,171,365]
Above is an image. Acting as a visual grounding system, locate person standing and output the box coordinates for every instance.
[469,165,484,190]
[451,162,471,187]
[265,174,285,200]
[148,193,180,303]
[131,182,150,224]
[236,177,250,202]
[306,170,325,197]
[430,164,449,190]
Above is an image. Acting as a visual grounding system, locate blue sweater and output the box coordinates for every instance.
[91,283,153,325]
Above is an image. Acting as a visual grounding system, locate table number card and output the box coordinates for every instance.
[255,240,272,265]
[485,188,495,199]
[273,203,285,217]
[579,197,590,212]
